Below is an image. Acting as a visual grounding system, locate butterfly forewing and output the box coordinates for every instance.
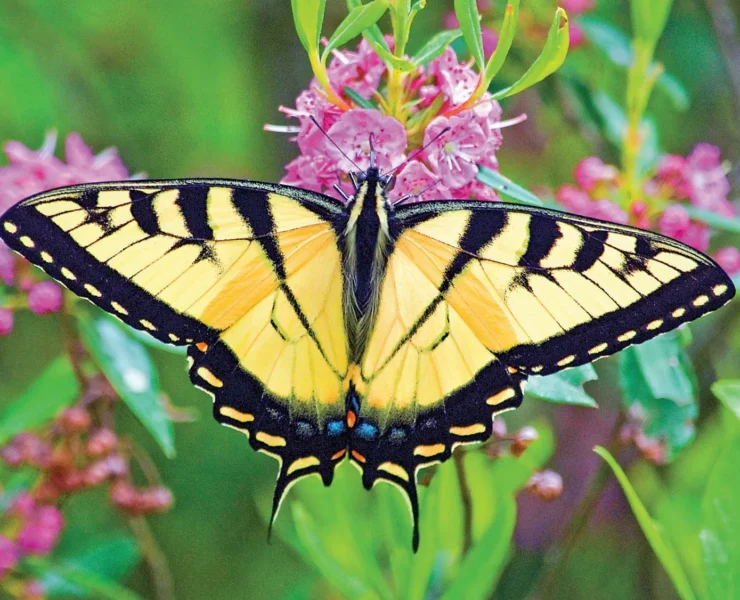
[0,180,352,520]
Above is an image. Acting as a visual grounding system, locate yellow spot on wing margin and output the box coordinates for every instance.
[714,284,729,296]
[693,295,709,307]
[378,462,409,481]
[256,431,287,447]
[588,342,607,355]
[61,267,77,281]
[486,388,516,406]
[20,236,34,248]
[672,307,686,318]
[557,355,576,367]
[84,283,102,298]
[3,222,17,234]
[140,319,157,331]
[414,444,445,457]
[618,330,636,342]
[646,319,663,330]
[218,406,253,422]
[40,251,53,263]
[287,456,321,475]
[111,302,128,316]
[450,423,486,436]
[197,367,223,388]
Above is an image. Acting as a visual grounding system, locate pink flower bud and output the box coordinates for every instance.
[85,428,118,458]
[27,281,63,315]
[527,470,564,501]
[569,22,586,48]
[511,426,538,457]
[0,242,15,286]
[0,308,14,337]
[715,247,740,275]
[59,406,91,434]
[10,493,37,520]
[561,0,594,14]
[657,204,690,239]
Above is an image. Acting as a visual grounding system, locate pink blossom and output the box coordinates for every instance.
[0,309,13,337]
[0,133,128,215]
[482,28,499,58]
[685,143,734,216]
[327,39,386,100]
[0,535,18,579]
[428,47,479,107]
[658,204,691,239]
[0,242,14,286]
[715,247,740,275]
[424,113,490,188]
[569,22,586,48]
[16,505,64,555]
[27,281,64,315]
[655,154,691,199]
[574,157,618,193]
[394,161,451,203]
[561,0,595,13]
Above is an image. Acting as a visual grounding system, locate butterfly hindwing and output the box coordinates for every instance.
[0,180,351,520]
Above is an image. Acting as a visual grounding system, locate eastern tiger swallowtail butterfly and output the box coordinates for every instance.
[0,159,734,549]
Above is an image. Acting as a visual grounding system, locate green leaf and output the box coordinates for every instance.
[77,309,175,458]
[323,0,388,60]
[475,166,544,206]
[619,332,698,458]
[40,535,141,597]
[24,556,143,600]
[291,502,379,599]
[482,0,519,85]
[491,8,569,100]
[291,0,326,55]
[712,380,740,423]
[701,438,740,599]
[348,0,390,51]
[0,355,79,445]
[631,0,673,51]
[684,205,740,234]
[454,0,484,70]
[343,86,375,109]
[439,493,515,600]
[527,364,598,408]
[594,446,697,600]
[368,39,417,71]
[411,29,462,66]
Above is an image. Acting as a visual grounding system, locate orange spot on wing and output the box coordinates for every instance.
[347,410,356,429]
[351,450,366,463]
[196,342,208,352]
[331,449,346,460]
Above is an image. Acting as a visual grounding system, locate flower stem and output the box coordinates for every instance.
[129,516,175,600]
[531,412,625,600]
[453,449,473,557]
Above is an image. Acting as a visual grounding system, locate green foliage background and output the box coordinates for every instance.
[1,1,739,599]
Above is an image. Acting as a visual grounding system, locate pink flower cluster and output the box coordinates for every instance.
[556,146,740,274]
[276,40,505,204]
[0,133,129,337]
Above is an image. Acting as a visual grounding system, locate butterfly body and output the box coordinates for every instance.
[1,172,734,550]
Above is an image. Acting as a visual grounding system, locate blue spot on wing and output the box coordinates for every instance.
[356,422,378,440]
[327,420,346,436]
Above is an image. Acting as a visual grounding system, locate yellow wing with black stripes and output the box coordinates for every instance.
[0,179,351,522]
[348,200,734,549]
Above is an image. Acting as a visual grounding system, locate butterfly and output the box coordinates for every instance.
[0,161,734,550]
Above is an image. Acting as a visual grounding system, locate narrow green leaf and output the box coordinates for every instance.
[24,556,143,600]
[712,380,740,423]
[476,166,543,206]
[454,0,484,70]
[684,205,740,234]
[527,364,598,408]
[411,29,462,66]
[701,438,740,599]
[594,446,697,600]
[631,0,673,50]
[291,0,326,54]
[291,503,378,599]
[440,495,515,599]
[323,1,389,59]
[77,309,175,458]
[346,0,388,50]
[482,0,519,85]
[40,536,141,596]
[343,86,375,109]
[492,8,569,100]
[0,356,79,445]
[369,39,417,71]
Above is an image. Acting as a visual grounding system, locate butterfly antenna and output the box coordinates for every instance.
[369,133,376,169]
[381,126,451,178]
[309,116,362,172]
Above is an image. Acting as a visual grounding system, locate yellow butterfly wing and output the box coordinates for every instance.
[0,180,351,520]
[349,201,734,547]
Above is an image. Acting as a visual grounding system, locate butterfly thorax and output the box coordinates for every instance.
[342,168,392,361]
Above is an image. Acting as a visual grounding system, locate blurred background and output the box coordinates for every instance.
[1,1,739,599]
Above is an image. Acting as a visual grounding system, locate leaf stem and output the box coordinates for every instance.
[453,449,473,557]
